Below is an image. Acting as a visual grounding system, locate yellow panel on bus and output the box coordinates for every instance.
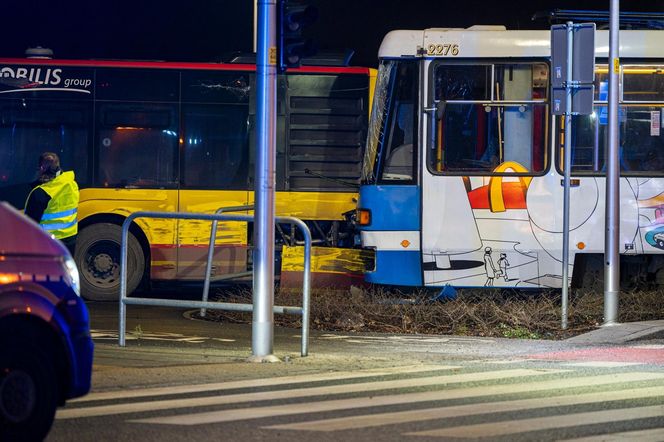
[247,191,358,221]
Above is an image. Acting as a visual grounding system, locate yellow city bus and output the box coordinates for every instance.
[0,57,375,300]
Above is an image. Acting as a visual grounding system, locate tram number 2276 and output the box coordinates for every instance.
[426,43,460,56]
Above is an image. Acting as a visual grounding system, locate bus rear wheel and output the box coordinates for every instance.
[75,223,145,301]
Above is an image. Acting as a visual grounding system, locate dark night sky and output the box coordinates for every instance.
[1,1,662,67]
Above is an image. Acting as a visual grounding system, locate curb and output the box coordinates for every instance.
[565,320,664,344]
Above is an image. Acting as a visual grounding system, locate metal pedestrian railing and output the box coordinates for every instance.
[200,205,254,317]
[118,210,312,356]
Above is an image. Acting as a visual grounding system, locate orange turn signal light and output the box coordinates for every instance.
[357,209,371,226]
[0,273,19,284]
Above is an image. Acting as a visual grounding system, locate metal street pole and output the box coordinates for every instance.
[552,22,594,330]
[604,0,620,325]
[561,22,574,330]
[253,0,258,53]
[252,0,278,361]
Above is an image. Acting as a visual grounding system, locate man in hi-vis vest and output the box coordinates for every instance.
[24,152,80,255]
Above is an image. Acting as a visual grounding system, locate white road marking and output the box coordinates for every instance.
[131,372,664,426]
[563,361,644,368]
[72,364,448,403]
[96,369,562,424]
[64,366,546,419]
[557,427,664,442]
[91,329,209,343]
[317,334,495,345]
[406,405,664,439]
[267,386,664,432]
[476,358,536,364]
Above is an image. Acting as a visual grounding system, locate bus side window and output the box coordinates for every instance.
[181,104,250,189]
[0,99,90,208]
[96,103,178,188]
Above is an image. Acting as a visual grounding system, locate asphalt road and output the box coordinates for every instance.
[46,302,664,441]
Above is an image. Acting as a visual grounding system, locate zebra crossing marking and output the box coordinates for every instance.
[563,361,644,368]
[406,405,664,438]
[266,385,664,432]
[130,372,664,427]
[557,427,664,442]
[72,364,447,403]
[60,367,548,419]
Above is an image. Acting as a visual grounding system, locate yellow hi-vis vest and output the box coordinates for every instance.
[26,171,80,240]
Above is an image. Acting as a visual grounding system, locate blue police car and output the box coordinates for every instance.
[0,202,93,441]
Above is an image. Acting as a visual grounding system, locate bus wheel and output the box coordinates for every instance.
[75,223,145,301]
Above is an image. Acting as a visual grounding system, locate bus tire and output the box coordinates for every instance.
[75,223,145,301]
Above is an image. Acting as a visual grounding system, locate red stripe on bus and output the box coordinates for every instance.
[0,58,371,74]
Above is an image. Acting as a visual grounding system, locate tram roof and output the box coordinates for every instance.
[378,26,664,59]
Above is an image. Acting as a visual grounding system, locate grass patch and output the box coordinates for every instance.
[205,285,664,340]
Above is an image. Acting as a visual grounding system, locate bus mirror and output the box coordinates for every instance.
[435,101,446,120]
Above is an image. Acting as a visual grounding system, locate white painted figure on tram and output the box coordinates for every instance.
[498,253,510,281]
[483,247,498,286]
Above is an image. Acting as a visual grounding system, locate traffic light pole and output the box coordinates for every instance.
[251,0,278,362]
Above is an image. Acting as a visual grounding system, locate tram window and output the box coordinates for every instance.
[96,103,178,188]
[363,61,393,183]
[624,108,664,172]
[181,104,249,189]
[565,106,664,175]
[378,61,418,182]
[563,65,664,175]
[434,65,490,101]
[623,65,664,102]
[430,63,548,174]
[0,100,89,208]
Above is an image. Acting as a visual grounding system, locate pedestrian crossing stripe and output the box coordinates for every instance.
[265,385,664,432]
[56,365,664,442]
[72,364,450,403]
[563,361,644,368]
[128,372,664,426]
[405,405,664,438]
[558,427,664,442]
[59,368,554,419]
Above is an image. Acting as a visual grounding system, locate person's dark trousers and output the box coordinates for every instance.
[61,234,77,257]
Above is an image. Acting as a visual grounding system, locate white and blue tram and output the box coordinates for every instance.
[358,25,664,289]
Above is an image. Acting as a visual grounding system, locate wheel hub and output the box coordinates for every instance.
[93,253,115,273]
[0,369,36,423]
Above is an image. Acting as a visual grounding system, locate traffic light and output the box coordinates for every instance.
[278,0,318,71]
